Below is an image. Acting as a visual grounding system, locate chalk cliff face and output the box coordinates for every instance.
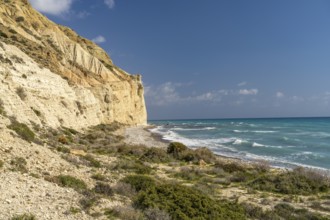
[0,0,147,128]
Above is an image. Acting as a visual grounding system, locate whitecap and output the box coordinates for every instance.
[252,142,265,147]
[233,139,249,145]
[254,130,277,133]
[172,127,217,131]
[233,130,276,134]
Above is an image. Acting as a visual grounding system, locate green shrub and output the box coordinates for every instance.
[122,175,156,192]
[8,121,35,142]
[216,161,246,173]
[94,123,121,132]
[260,203,329,220]
[104,206,144,220]
[91,173,107,181]
[11,213,36,220]
[112,158,152,174]
[79,191,99,210]
[117,145,147,157]
[179,148,215,163]
[248,167,330,195]
[62,127,78,135]
[56,146,70,153]
[48,175,87,191]
[10,157,28,173]
[167,142,188,158]
[113,182,136,197]
[140,147,171,163]
[174,166,205,181]
[0,160,3,168]
[167,143,216,164]
[83,154,101,168]
[192,147,216,163]
[124,175,245,220]
[134,183,245,220]
[93,182,113,196]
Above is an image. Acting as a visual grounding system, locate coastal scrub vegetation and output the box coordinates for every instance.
[122,174,246,220]
[45,175,87,191]
[248,167,330,195]
[10,157,28,173]
[9,121,329,219]
[8,120,35,142]
[11,213,36,220]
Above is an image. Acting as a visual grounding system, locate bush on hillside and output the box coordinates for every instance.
[140,147,171,163]
[248,167,330,195]
[167,142,188,158]
[167,142,216,164]
[123,175,245,220]
[46,175,87,191]
[8,121,35,142]
[112,158,152,174]
[93,182,113,197]
[10,157,28,173]
[11,213,36,220]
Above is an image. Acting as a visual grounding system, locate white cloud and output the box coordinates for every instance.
[92,36,106,44]
[76,11,90,19]
[145,82,181,106]
[104,0,115,9]
[276,92,284,98]
[239,89,258,95]
[237,82,247,87]
[145,82,228,106]
[194,90,228,102]
[292,96,304,102]
[30,0,73,16]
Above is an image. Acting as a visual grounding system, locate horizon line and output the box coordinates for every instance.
[148,116,330,121]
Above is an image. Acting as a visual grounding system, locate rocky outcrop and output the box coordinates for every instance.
[0,0,147,129]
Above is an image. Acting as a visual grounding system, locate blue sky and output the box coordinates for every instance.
[30,0,330,120]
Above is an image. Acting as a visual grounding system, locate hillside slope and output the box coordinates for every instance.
[0,0,147,129]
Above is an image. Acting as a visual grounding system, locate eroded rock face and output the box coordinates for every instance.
[0,0,147,128]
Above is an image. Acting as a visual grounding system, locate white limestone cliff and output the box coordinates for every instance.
[0,0,147,129]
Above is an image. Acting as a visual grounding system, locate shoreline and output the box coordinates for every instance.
[124,125,272,167]
[125,125,330,174]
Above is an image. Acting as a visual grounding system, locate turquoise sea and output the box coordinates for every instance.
[149,118,330,170]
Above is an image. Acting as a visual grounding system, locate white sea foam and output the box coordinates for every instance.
[233,130,245,133]
[295,131,330,138]
[149,122,330,172]
[233,130,276,133]
[172,127,217,131]
[252,142,265,147]
[243,152,329,171]
[233,139,246,145]
[254,130,277,133]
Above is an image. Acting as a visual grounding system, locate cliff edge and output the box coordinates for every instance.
[0,0,147,129]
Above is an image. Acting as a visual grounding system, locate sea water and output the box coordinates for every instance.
[149,118,330,170]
